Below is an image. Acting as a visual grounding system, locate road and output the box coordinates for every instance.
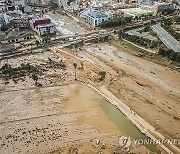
[45,12,87,35]
[152,24,180,52]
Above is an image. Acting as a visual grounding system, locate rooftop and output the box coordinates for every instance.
[121,8,153,16]
[87,11,108,19]
[36,23,55,28]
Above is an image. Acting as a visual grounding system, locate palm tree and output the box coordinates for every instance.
[31,73,38,85]
[73,63,77,80]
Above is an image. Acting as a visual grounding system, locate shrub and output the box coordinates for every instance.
[158,48,165,55]
[169,51,177,60]
[1,25,8,31]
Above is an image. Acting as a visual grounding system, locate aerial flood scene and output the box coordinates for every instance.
[0,0,180,154]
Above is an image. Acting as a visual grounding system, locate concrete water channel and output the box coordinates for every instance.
[67,83,161,153]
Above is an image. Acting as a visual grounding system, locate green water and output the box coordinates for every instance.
[70,84,161,153]
[98,98,161,153]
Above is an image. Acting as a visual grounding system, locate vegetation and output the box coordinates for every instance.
[99,17,132,28]
[73,63,77,80]
[50,0,58,9]
[149,31,157,37]
[31,73,38,85]
[47,57,66,69]
[161,23,180,41]
[158,48,180,62]
[0,63,41,85]
[1,25,8,31]
[98,71,106,81]
[42,35,51,43]
[118,30,161,48]
[35,40,40,46]
[172,15,180,23]
[162,8,175,15]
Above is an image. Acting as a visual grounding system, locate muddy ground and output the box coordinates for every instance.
[78,43,180,142]
[0,40,179,153]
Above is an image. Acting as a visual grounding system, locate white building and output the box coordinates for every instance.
[29,18,56,36]
[0,13,6,27]
[35,23,56,36]
[121,8,153,18]
[85,11,109,27]
[0,13,11,27]
[13,0,25,7]
[56,0,72,8]
[0,2,6,12]
[26,0,42,5]
[138,0,155,5]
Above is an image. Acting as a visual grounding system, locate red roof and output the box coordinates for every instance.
[33,18,50,27]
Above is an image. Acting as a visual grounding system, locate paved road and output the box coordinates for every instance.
[152,24,180,52]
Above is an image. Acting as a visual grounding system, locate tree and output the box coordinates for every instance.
[158,48,165,55]
[35,40,40,46]
[173,15,180,23]
[176,53,180,62]
[140,40,144,46]
[73,63,77,80]
[165,49,173,57]
[150,40,159,48]
[162,8,174,15]
[31,73,38,85]
[42,35,50,43]
[50,0,58,9]
[169,51,176,60]
[151,19,156,24]
[1,25,8,31]
[143,25,150,32]
[98,71,106,81]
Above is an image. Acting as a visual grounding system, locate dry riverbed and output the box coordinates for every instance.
[0,42,179,153]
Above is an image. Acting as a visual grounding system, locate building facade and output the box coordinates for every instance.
[12,17,29,29]
[0,13,11,27]
[0,13,6,27]
[85,11,109,27]
[26,0,42,5]
[0,2,6,12]
[30,18,56,36]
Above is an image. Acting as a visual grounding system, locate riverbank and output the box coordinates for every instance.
[87,83,179,153]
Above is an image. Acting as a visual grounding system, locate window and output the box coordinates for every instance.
[95,20,97,26]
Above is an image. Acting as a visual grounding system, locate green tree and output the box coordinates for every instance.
[162,8,174,15]
[176,53,180,62]
[73,63,77,80]
[35,40,40,46]
[173,15,180,23]
[98,71,106,81]
[31,73,38,85]
[42,35,50,43]
[165,49,173,57]
[169,51,176,60]
[143,25,150,32]
[150,40,159,48]
[158,48,165,55]
[1,25,8,31]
